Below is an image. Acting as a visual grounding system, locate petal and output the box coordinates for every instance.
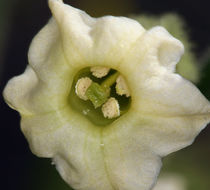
[49,0,145,68]
[122,69,210,156]
[4,18,73,115]
[117,26,183,76]
[48,0,94,66]
[3,66,37,115]
[133,73,210,117]
[115,26,209,117]
[134,114,210,156]
[89,16,145,67]
[100,106,209,190]
[130,73,210,156]
[117,112,210,157]
[21,106,114,190]
[28,18,72,89]
[142,26,184,73]
[28,18,73,111]
[3,64,70,115]
[102,124,162,190]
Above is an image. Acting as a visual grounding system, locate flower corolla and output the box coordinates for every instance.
[3,0,210,190]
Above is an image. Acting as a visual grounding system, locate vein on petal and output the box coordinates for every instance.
[100,128,117,190]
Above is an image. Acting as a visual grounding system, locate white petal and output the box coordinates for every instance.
[123,71,210,156]
[102,125,162,190]
[49,0,94,66]
[4,18,74,115]
[3,65,70,115]
[117,26,184,85]
[49,0,145,68]
[3,66,37,115]
[28,17,73,101]
[120,113,210,157]
[21,106,114,190]
[143,26,184,72]
[133,73,210,117]
[100,106,209,190]
[90,16,145,68]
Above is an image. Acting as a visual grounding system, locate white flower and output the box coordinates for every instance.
[3,0,210,190]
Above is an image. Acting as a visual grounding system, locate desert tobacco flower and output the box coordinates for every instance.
[3,0,210,190]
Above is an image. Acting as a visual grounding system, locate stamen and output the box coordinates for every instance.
[75,77,92,100]
[102,97,120,119]
[116,75,130,97]
[90,66,110,78]
[74,68,130,121]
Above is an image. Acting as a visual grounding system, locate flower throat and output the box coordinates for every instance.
[68,66,131,126]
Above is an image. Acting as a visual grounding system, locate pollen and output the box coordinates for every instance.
[102,97,120,119]
[75,77,92,100]
[90,66,110,78]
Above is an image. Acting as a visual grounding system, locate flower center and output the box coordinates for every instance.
[68,67,131,126]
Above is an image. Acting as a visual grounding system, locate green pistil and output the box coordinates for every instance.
[86,82,109,108]
[85,72,119,108]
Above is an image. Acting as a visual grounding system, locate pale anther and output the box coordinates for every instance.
[90,66,110,78]
[102,97,120,119]
[116,75,131,97]
[75,77,92,100]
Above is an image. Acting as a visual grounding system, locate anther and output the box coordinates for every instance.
[75,77,92,100]
[116,75,130,97]
[102,97,120,119]
[90,66,110,78]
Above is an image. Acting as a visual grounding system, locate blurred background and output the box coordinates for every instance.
[1,0,210,190]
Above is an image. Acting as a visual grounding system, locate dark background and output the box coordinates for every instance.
[1,0,210,190]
